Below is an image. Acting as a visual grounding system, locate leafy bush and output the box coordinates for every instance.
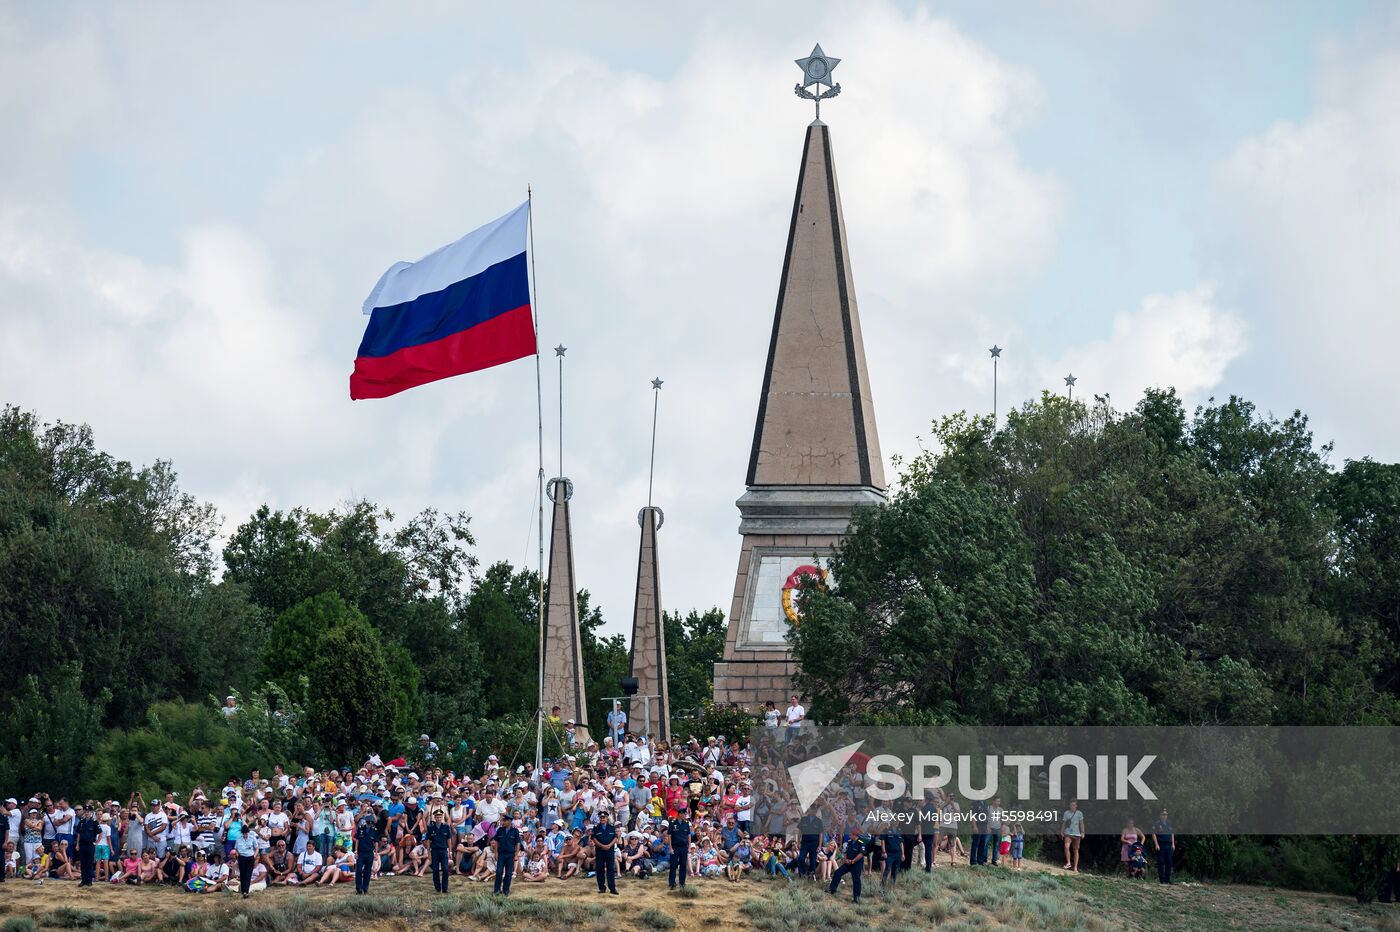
[0,663,108,799]
[694,699,758,743]
[82,700,272,800]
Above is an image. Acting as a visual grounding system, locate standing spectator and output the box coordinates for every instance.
[221,696,239,718]
[0,799,9,885]
[1151,808,1174,884]
[988,798,1004,866]
[785,696,806,742]
[607,703,628,746]
[1061,800,1085,873]
[144,801,169,858]
[763,700,780,731]
[1119,818,1141,873]
[969,799,989,866]
[51,798,75,852]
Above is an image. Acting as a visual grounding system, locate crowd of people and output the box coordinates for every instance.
[0,694,1177,906]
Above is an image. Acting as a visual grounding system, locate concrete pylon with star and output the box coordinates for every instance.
[628,377,670,741]
[713,44,887,709]
[542,477,589,745]
[541,344,589,745]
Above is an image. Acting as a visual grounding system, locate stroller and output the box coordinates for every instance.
[1127,841,1147,879]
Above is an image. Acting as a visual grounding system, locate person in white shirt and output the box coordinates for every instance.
[785,695,806,740]
[475,789,505,827]
[4,800,20,842]
[144,802,169,857]
[169,813,193,849]
[295,846,323,884]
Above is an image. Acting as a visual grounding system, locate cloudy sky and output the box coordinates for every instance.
[3,1,1397,638]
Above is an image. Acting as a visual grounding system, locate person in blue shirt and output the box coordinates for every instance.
[591,811,619,894]
[827,835,866,903]
[667,817,692,889]
[795,811,823,877]
[1151,809,1174,884]
[494,819,522,895]
[425,810,453,894]
[720,818,741,853]
[233,820,259,898]
[882,831,903,887]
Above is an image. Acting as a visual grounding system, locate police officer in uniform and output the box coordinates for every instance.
[795,811,823,878]
[494,818,522,895]
[426,809,453,894]
[1151,808,1174,884]
[353,811,379,895]
[591,810,619,895]
[75,804,100,887]
[827,834,866,903]
[882,830,903,887]
[667,816,692,889]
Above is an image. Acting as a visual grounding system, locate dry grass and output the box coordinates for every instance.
[2,860,1399,930]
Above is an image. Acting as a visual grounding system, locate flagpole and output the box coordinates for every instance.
[529,185,545,774]
[647,378,662,508]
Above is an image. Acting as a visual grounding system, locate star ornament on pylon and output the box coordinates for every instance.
[554,344,567,357]
[796,44,840,89]
[651,377,664,390]
[989,345,1002,359]
[794,43,842,119]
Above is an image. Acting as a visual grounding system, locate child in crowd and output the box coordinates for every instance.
[1010,821,1025,871]
[1127,841,1147,879]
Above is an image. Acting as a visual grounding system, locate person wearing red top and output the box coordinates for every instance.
[664,778,687,820]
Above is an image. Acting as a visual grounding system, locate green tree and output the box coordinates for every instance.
[664,607,729,729]
[0,406,261,730]
[261,592,364,687]
[581,590,629,733]
[794,391,1399,727]
[225,502,482,746]
[305,617,396,762]
[463,562,540,719]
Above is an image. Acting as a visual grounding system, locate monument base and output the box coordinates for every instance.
[712,656,798,707]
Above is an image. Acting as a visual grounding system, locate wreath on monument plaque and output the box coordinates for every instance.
[781,564,830,625]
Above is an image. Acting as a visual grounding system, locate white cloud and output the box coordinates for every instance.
[0,2,1062,637]
[1044,286,1244,405]
[1208,28,1400,459]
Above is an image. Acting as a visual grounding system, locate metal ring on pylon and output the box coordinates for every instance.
[637,506,664,530]
[547,477,574,503]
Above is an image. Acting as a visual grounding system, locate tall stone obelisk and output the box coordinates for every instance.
[628,377,669,741]
[542,477,589,742]
[628,505,669,741]
[712,45,886,709]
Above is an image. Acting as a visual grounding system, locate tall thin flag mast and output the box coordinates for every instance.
[529,186,545,774]
[647,378,662,507]
[989,345,1002,427]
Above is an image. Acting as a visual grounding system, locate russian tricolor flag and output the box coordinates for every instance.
[350,202,536,400]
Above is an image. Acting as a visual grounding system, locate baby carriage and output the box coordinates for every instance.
[1127,842,1147,879]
